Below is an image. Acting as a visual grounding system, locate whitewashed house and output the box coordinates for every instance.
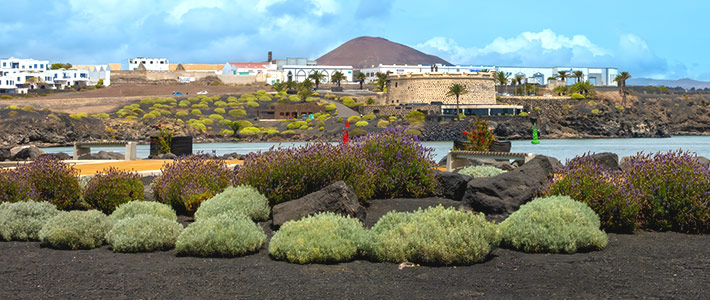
[281,65,353,84]
[128,57,169,71]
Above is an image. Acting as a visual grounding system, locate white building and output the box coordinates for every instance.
[494,66,618,86]
[359,64,493,83]
[281,65,353,83]
[1,57,110,94]
[128,57,169,71]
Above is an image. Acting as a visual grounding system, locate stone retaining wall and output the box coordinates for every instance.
[359,104,441,116]
[386,73,496,105]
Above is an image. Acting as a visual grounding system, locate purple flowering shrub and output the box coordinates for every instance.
[234,143,378,204]
[0,169,38,203]
[545,150,710,234]
[153,155,233,215]
[14,156,82,210]
[542,155,641,233]
[623,151,710,233]
[83,167,144,214]
[354,127,437,198]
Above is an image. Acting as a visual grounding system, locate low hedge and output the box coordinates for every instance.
[176,212,266,257]
[269,212,368,264]
[39,210,113,250]
[458,165,506,178]
[194,185,270,222]
[367,205,500,265]
[499,195,608,253]
[109,201,177,222]
[107,214,183,253]
[0,201,60,241]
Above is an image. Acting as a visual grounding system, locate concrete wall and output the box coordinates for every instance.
[386,72,496,105]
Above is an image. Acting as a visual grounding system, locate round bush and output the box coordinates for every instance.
[246,101,259,108]
[39,210,113,250]
[175,111,188,117]
[0,201,60,241]
[347,116,361,123]
[269,212,368,264]
[83,168,144,214]
[176,212,266,257]
[0,169,37,202]
[209,114,224,121]
[367,205,500,265]
[355,121,368,127]
[191,109,202,116]
[14,156,81,210]
[194,185,270,221]
[376,120,390,128]
[152,156,233,215]
[107,214,183,253]
[499,195,608,253]
[458,165,506,178]
[228,109,246,117]
[109,201,177,222]
[287,121,307,130]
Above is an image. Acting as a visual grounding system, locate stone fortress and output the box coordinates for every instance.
[385,71,496,105]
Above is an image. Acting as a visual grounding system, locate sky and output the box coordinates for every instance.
[1,0,708,80]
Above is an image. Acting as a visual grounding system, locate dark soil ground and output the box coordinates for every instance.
[1,198,708,299]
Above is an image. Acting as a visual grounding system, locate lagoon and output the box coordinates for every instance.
[40,136,710,163]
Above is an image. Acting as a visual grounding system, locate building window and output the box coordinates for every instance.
[34,64,37,69]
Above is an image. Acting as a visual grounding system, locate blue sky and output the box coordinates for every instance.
[1,0,708,80]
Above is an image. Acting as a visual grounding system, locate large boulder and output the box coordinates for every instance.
[12,146,45,160]
[272,181,366,228]
[462,155,559,215]
[433,171,473,201]
[569,152,620,171]
[0,148,11,161]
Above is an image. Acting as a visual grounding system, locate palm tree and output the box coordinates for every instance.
[514,75,524,96]
[614,71,632,106]
[355,72,367,90]
[331,71,346,87]
[557,71,570,85]
[375,72,388,91]
[300,78,314,90]
[494,71,511,94]
[446,83,469,121]
[573,71,584,84]
[285,79,297,92]
[307,70,326,90]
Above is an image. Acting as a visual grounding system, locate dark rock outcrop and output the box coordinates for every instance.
[434,171,473,201]
[0,148,11,161]
[79,151,124,160]
[13,146,45,160]
[150,153,177,160]
[462,155,559,215]
[569,152,620,171]
[271,181,366,227]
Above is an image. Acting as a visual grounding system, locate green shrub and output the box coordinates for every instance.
[194,185,270,222]
[214,108,226,114]
[0,201,60,241]
[192,103,209,109]
[388,116,397,122]
[176,212,266,257]
[376,120,390,128]
[347,116,361,123]
[201,118,214,125]
[191,109,202,116]
[107,214,183,253]
[83,167,144,214]
[179,100,190,107]
[153,156,233,215]
[221,129,235,135]
[350,128,367,137]
[342,97,362,108]
[209,114,224,121]
[269,212,368,264]
[239,127,261,134]
[0,95,12,100]
[367,205,500,265]
[229,109,246,117]
[190,122,207,131]
[499,195,608,253]
[142,113,157,119]
[362,113,376,121]
[176,111,188,117]
[0,169,36,202]
[336,117,343,122]
[281,130,296,134]
[258,95,272,102]
[591,109,601,115]
[404,110,425,125]
[214,101,228,107]
[518,112,529,117]
[246,101,260,108]
[587,100,597,106]
[571,93,585,99]
[458,165,506,178]
[38,210,113,250]
[615,105,624,112]
[109,201,177,222]
[325,103,336,112]
[237,120,252,128]
[355,120,368,127]
[287,120,308,130]
[14,156,81,210]
[92,113,110,118]
[218,119,232,126]
[405,128,421,136]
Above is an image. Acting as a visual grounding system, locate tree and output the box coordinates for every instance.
[95,79,104,89]
[308,70,326,90]
[573,71,584,84]
[272,81,285,92]
[375,72,388,92]
[553,85,568,96]
[514,75,524,96]
[494,71,511,94]
[298,88,312,101]
[446,83,469,121]
[569,81,595,96]
[285,79,297,92]
[355,72,367,90]
[557,71,570,84]
[331,71,346,87]
[50,63,72,70]
[228,121,241,137]
[614,71,632,106]
[300,78,314,90]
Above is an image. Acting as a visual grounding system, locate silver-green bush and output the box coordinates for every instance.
[367,205,501,265]
[458,165,506,178]
[176,212,266,257]
[0,201,60,241]
[106,214,183,253]
[269,212,368,264]
[194,185,270,222]
[39,210,113,250]
[499,195,608,253]
[109,201,177,222]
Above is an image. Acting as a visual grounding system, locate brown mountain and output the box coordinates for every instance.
[316,36,450,69]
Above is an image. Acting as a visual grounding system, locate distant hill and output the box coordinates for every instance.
[628,78,710,89]
[316,36,450,69]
